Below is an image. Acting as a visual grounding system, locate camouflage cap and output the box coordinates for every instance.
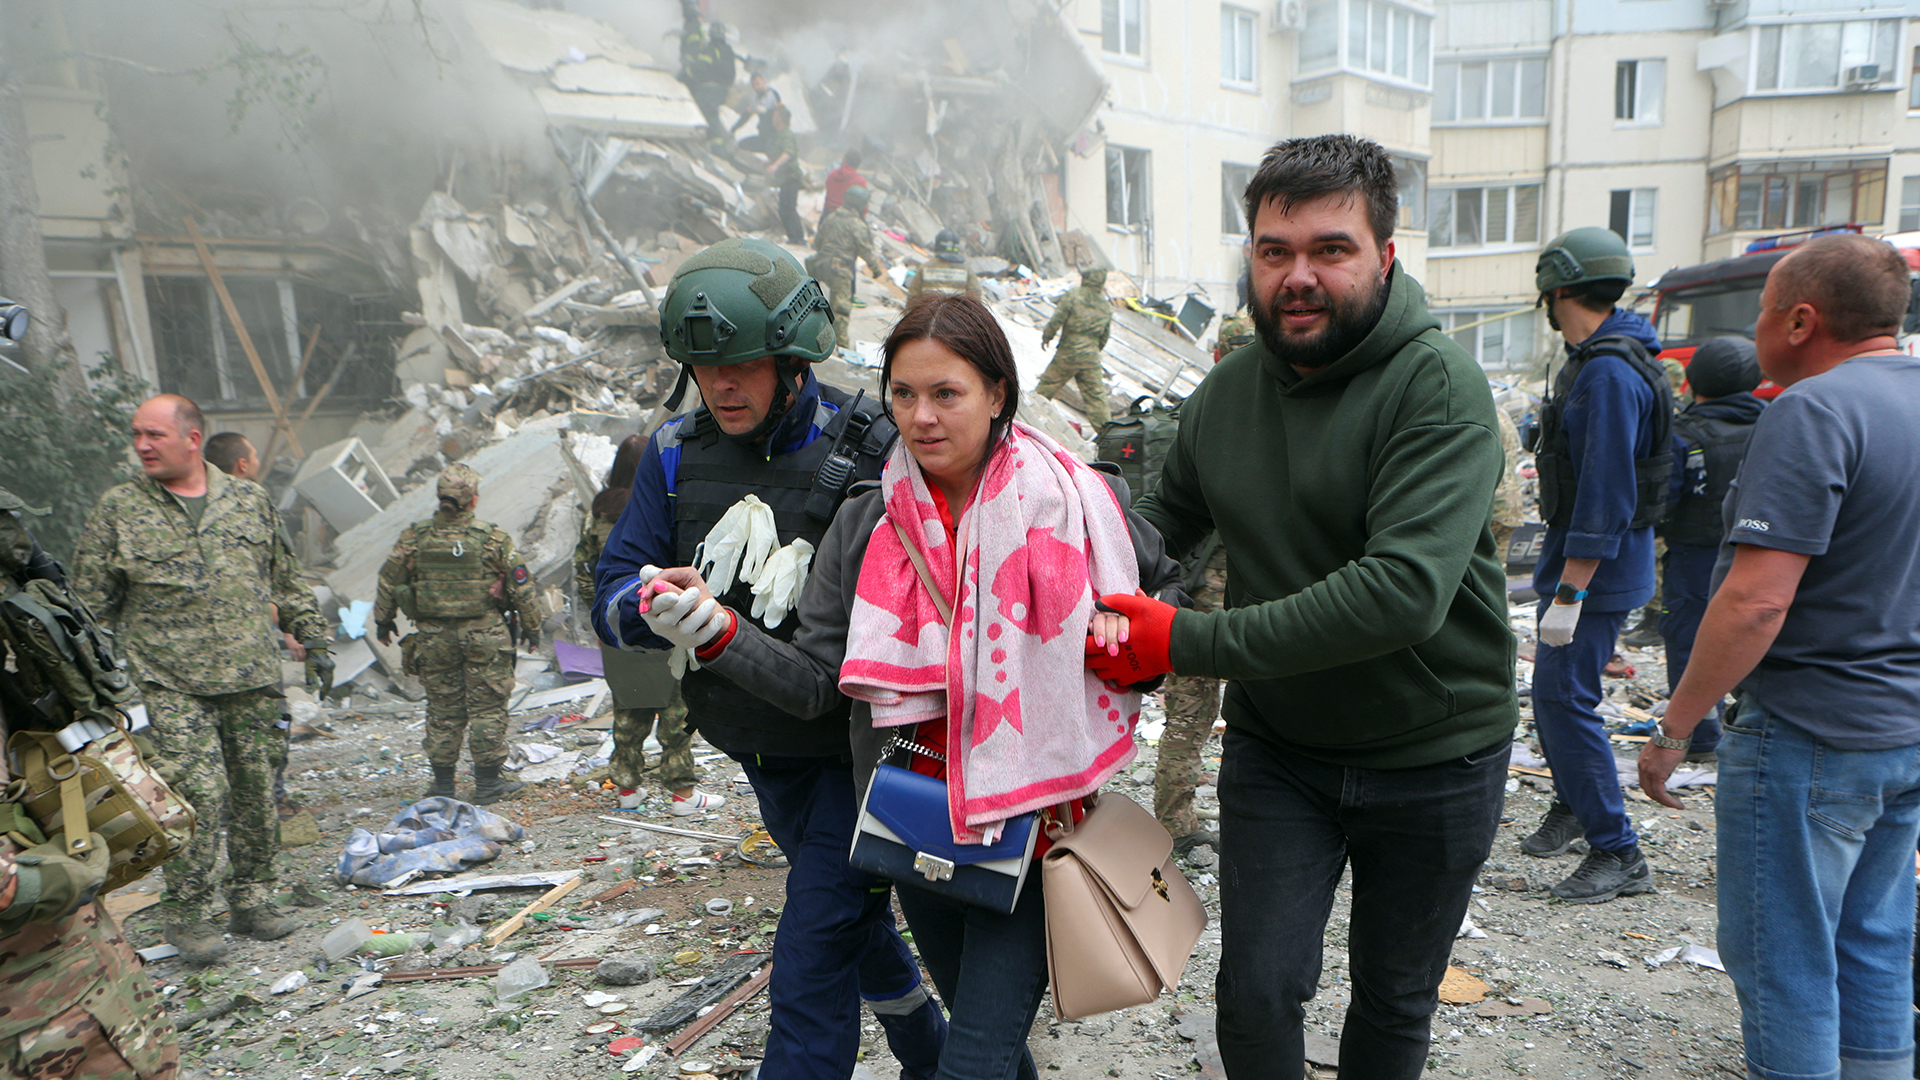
[437,463,481,504]
[0,486,49,517]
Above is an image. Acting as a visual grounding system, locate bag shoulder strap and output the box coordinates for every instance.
[890,517,952,626]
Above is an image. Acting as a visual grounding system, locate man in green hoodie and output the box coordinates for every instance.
[1090,134,1517,1079]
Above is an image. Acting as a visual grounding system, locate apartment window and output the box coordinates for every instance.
[1222,6,1257,85]
[1615,59,1665,124]
[1428,184,1542,248]
[1899,176,1920,232]
[1107,146,1151,229]
[1390,155,1426,231]
[1910,46,1920,108]
[1443,309,1539,372]
[1103,0,1145,58]
[1347,0,1431,85]
[1609,188,1657,248]
[1708,159,1887,234]
[1300,0,1338,72]
[1434,57,1547,122]
[1756,20,1896,91]
[1221,162,1257,234]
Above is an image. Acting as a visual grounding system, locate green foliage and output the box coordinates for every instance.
[0,359,146,562]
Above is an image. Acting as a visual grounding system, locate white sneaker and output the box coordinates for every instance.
[616,788,641,811]
[670,788,727,817]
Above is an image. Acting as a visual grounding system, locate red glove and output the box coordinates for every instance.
[1083,590,1176,685]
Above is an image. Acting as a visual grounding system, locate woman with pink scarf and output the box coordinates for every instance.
[640,293,1185,1078]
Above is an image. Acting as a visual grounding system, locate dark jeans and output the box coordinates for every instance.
[1532,602,1638,853]
[894,873,1049,1080]
[1658,543,1724,753]
[1215,728,1509,1080]
[779,179,806,244]
[741,756,946,1080]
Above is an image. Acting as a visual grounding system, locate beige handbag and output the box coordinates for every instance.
[1041,791,1207,1020]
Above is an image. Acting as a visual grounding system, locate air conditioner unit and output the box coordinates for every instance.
[1845,63,1883,87]
[1271,0,1305,33]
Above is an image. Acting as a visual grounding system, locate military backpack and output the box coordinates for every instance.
[407,520,499,620]
[0,574,195,892]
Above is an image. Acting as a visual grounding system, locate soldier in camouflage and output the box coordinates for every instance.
[375,464,541,806]
[1213,308,1256,362]
[1037,266,1116,427]
[0,489,179,1080]
[905,229,981,301]
[1491,406,1527,559]
[1154,543,1227,853]
[813,185,886,350]
[72,395,327,965]
[574,438,714,812]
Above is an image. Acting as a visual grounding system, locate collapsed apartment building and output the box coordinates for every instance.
[8,0,1216,695]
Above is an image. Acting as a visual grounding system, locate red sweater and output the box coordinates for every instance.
[823,165,868,214]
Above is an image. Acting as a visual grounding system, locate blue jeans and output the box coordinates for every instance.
[1658,544,1724,753]
[1717,697,1920,1080]
[893,873,1049,1080]
[742,756,947,1080]
[1214,728,1509,1080]
[1532,602,1638,853]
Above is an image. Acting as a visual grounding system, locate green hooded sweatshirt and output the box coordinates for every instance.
[1137,264,1517,769]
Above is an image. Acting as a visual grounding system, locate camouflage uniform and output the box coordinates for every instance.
[814,206,884,350]
[70,466,324,923]
[1037,269,1115,427]
[376,474,538,771]
[0,490,178,1080]
[1491,407,1526,558]
[0,836,178,1080]
[1214,310,1256,361]
[574,516,696,792]
[1154,543,1227,838]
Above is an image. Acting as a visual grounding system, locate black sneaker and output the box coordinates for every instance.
[1549,846,1654,903]
[1521,801,1585,857]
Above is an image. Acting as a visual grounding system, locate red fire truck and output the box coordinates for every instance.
[1645,224,1920,397]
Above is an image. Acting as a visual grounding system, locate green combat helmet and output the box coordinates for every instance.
[1082,266,1107,290]
[1536,227,1634,294]
[842,184,871,213]
[658,238,835,436]
[0,486,50,577]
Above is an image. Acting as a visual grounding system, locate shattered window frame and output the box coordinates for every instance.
[1609,187,1658,250]
[1221,162,1258,235]
[1614,58,1664,126]
[1221,5,1259,88]
[1707,159,1887,235]
[1103,0,1146,60]
[1108,145,1152,231]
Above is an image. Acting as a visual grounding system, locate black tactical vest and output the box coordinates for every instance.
[1535,334,1675,531]
[1664,410,1757,548]
[665,384,895,757]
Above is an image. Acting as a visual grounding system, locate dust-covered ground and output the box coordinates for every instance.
[117,621,1745,1080]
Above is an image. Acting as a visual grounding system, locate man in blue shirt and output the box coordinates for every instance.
[593,238,943,1080]
[1640,233,1920,1080]
[1524,227,1674,902]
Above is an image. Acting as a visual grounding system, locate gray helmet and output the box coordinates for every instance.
[660,238,835,368]
[933,228,963,264]
[1536,227,1634,294]
[842,185,871,213]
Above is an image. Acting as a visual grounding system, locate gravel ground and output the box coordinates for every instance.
[116,621,1748,1080]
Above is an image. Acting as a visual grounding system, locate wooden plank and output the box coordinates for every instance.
[665,962,773,1056]
[102,891,162,921]
[261,323,322,466]
[482,874,585,948]
[183,216,303,458]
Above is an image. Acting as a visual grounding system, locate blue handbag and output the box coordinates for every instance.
[850,741,1039,914]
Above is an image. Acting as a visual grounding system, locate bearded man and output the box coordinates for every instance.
[1085,134,1517,1079]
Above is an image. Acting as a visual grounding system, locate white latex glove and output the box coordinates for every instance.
[668,645,700,679]
[750,538,815,628]
[700,495,777,596]
[1539,600,1582,648]
[642,587,732,650]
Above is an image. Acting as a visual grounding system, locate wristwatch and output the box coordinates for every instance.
[1649,722,1691,751]
[1553,582,1589,605]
